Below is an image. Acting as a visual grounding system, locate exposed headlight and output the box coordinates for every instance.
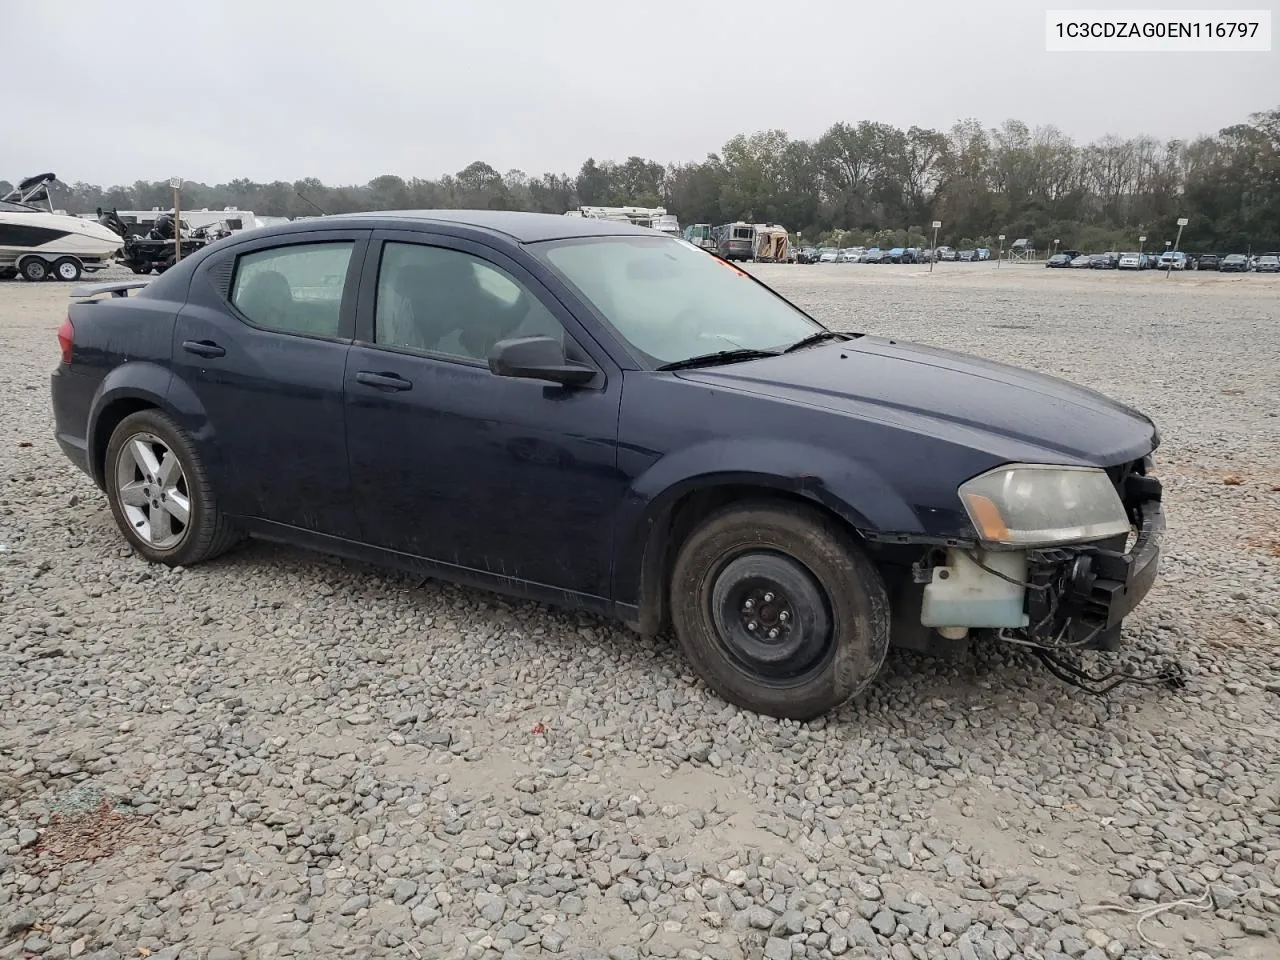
[958,464,1130,547]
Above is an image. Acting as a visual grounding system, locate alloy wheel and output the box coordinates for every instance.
[114,433,191,550]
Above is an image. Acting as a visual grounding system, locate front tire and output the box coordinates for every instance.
[105,410,240,566]
[669,501,890,720]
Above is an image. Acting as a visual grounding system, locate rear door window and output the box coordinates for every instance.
[230,242,355,338]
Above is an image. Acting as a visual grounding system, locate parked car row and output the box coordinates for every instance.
[1189,251,1278,272]
[1046,249,1279,273]
[800,245,996,265]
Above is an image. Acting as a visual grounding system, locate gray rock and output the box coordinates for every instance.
[1239,915,1270,936]
[943,910,974,933]
[871,909,897,936]
[773,909,804,935]
[475,890,506,923]
[540,929,566,953]
[1209,883,1238,909]
[1128,877,1161,901]
[4,907,37,936]
[336,894,369,916]
[763,937,793,960]
[410,904,440,927]
[747,906,775,929]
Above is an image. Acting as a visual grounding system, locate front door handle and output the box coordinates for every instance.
[356,371,413,391]
[182,339,225,358]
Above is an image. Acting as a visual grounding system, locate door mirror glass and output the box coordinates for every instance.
[488,336,594,386]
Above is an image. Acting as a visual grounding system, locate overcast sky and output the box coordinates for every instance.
[2,0,1275,186]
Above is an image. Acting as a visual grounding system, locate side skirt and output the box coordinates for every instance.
[232,517,616,620]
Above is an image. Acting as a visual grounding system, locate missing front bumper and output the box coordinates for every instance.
[896,476,1164,655]
[1023,499,1164,651]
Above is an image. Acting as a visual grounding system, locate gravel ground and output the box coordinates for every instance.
[2,263,1278,960]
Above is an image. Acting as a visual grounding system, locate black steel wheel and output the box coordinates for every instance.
[709,552,832,683]
[670,500,890,720]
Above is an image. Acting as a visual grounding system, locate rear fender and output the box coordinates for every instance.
[613,438,923,626]
[86,363,220,488]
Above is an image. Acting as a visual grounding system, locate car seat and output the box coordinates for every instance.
[237,270,295,331]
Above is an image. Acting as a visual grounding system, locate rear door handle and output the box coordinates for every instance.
[356,371,413,391]
[182,339,225,358]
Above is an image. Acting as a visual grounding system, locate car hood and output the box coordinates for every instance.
[676,337,1158,465]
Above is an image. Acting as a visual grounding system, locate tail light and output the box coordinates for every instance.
[57,315,74,364]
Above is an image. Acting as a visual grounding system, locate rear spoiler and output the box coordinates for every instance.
[70,279,151,300]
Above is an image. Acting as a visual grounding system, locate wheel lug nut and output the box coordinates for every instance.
[768,628,779,639]
[779,611,790,622]
[746,621,758,631]
[763,592,774,603]
[743,599,754,610]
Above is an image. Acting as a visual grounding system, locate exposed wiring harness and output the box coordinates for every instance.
[992,626,1186,694]
[1033,648,1186,694]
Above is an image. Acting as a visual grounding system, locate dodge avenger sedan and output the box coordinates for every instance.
[51,211,1165,720]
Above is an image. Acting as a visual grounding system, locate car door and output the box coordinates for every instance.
[343,230,625,600]
[172,229,369,538]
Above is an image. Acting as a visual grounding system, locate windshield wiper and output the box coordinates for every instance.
[783,330,852,353]
[656,348,780,371]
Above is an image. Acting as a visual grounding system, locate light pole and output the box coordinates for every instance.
[1053,238,1060,261]
[1139,234,1146,259]
[1166,217,1187,277]
[997,234,1005,269]
[929,220,941,273]
[169,177,184,263]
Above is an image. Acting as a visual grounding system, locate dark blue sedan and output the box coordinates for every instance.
[51,211,1165,719]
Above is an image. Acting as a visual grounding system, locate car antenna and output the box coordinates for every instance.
[295,190,328,216]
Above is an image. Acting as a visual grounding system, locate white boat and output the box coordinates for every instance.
[566,205,681,236]
[0,173,122,281]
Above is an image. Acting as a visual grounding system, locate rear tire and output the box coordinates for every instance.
[104,409,241,567]
[669,501,890,720]
[18,257,47,282]
[52,257,82,282]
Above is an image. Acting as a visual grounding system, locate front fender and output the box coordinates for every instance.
[612,438,925,621]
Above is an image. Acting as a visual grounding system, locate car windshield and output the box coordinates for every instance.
[536,235,822,366]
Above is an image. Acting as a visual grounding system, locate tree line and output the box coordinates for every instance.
[8,106,1277,253]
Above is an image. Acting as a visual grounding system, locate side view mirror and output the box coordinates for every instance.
[488,336,595,386]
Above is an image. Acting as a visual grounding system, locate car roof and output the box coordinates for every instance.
[261,210,660,243]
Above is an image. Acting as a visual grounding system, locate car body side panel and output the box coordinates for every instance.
[344,230,626,597]
[53,294,185,483]
[609,372,994,610]
[166,230,370,537]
